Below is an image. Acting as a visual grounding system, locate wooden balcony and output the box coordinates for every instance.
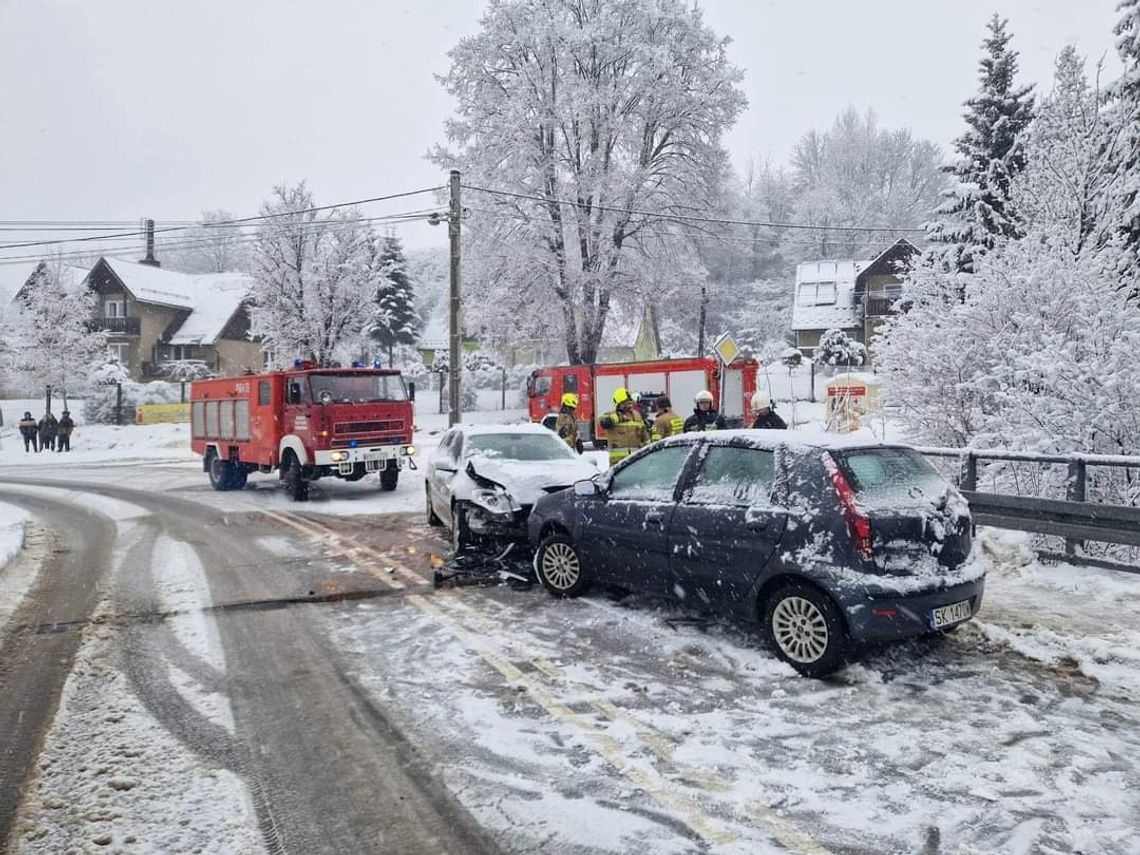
[90,316,141,335]
[863,296,899,317]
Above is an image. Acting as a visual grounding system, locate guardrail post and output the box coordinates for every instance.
[960,452,977,491]
[1065,458,1087,557]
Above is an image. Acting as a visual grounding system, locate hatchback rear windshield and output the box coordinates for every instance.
[834,447,947,508]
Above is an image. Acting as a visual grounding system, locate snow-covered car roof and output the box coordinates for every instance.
[656,429,908,453]
[449,422,551,436]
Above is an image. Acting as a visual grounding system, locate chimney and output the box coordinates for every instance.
[139,218,160,267]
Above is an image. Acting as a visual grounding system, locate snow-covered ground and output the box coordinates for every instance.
[3,397,1138,852]
[0,500,26,570]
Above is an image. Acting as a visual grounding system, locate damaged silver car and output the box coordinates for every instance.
[425,423,604,549]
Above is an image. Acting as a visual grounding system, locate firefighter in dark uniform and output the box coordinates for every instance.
[57,410,76,451]
[683,390,726,433]
[18,411,39,452]
[650,395,684,441]
[750,393,787,430]
[554,393,583,453]
[598,388,648,464]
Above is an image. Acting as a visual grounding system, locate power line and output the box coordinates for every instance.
[0,209,443,266]
[461,183,926,235]
[0,186,445,252]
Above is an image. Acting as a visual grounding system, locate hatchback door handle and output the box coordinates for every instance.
[745,510,769,530]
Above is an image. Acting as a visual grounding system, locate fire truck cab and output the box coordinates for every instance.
[527,356,759,446]
[190,362,416,501]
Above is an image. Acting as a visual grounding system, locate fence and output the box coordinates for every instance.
[915,446,1140,574]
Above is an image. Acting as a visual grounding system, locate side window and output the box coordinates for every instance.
[535,376,552,396]
[687,446,775,506]
[608,446,691,502]
[259,380,271,406]
[563,374,579,393]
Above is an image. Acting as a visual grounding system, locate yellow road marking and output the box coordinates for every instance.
[263,508,830,853]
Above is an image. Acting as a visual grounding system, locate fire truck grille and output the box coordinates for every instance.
[334,420,404,435]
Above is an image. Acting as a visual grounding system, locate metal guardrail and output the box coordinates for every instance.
[914,446,1140,572]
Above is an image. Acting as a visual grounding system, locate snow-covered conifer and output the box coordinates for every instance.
[367,235,420,366]
[926,16,1035,272]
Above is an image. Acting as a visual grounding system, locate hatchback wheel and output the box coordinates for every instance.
[535,533,589,597]
[763,584,846,677]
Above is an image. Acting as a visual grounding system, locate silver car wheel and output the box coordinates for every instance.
[540,542,580,591]
[771,596,829,663]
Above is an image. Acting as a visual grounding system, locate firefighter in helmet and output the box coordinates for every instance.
[682,390,726,433]
[555,392,583,453]
[598,387,648,463]
[650,395,684,441]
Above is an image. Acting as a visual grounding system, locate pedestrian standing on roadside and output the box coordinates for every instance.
[57,410,75,452]
[19,411,39,452]
[38,411,58,453]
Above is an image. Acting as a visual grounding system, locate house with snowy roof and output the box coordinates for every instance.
[84,257,260,380]
[13,255,261,382]
[791,238,919,362]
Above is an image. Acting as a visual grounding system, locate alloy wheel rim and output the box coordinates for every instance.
[541,542,580,590]
[771,596,829,663]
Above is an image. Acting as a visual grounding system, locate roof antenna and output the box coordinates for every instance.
[139,218,160,267]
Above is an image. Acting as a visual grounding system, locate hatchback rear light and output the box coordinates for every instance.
[823,453,873,559]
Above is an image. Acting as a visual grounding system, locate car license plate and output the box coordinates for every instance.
[930,599,972,629]
[365,451,386,462]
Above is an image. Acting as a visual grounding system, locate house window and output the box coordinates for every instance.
[798,283,837,306]
[109,343,130,368]
[262,348,276,370]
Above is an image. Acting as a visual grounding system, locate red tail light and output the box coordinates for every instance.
[823,453,873,559]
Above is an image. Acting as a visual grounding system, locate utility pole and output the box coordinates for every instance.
[697,284,708,355]
[448,169,462,426]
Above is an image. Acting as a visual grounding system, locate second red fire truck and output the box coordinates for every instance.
[528,355,760,445]
[190,361,416,501]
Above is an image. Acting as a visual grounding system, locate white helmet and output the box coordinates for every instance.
[751,392,770,410]
[695,390,714,405]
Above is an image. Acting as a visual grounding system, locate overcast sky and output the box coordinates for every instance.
[0,0,1125,257]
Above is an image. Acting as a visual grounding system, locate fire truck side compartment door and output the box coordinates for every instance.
[722,368,744,420]
[667,370,706,410]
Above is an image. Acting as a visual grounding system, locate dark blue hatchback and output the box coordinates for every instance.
[528,431,984,677]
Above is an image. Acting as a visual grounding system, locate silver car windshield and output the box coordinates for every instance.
[465,433,576,462]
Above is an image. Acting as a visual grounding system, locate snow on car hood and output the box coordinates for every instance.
[468,455,599,505]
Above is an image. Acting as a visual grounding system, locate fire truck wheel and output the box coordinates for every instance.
[207,450,234,491]
[380,464,399,492]
[284,454,310,502]
[231,468,248,490]
[426,487,443,526]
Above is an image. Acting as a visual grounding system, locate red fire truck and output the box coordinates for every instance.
[190,362,416,501]
[527,356,760,445]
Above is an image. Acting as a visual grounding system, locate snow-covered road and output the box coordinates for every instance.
[1,448,1138,854]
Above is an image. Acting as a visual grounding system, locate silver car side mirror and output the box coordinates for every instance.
[573,479,599,497]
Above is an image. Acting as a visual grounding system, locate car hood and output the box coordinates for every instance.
[468,456,599,505]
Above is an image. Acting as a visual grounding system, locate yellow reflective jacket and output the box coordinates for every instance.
[598,410,648,462]
[555,410,579,448]
[651,408,684,441]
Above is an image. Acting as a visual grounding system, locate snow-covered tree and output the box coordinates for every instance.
[250,183,374,366]
[1014,47,1117,255]
[790,107,946,259]
[164,209,250,274]
[927,15,1035,273]
[1101,0,1140,294]
[814,328,866,367]
[432,0,746,364]
[4,261,106,398]
[367,235,420,366]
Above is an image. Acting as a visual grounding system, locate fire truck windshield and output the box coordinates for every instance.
[309,372,407,404]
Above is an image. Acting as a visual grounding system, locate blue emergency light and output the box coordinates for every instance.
[372,359,384,368]
[350,439,359,448]
[351,360,364,368]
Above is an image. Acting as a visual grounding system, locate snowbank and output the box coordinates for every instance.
[0,501,26,570]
